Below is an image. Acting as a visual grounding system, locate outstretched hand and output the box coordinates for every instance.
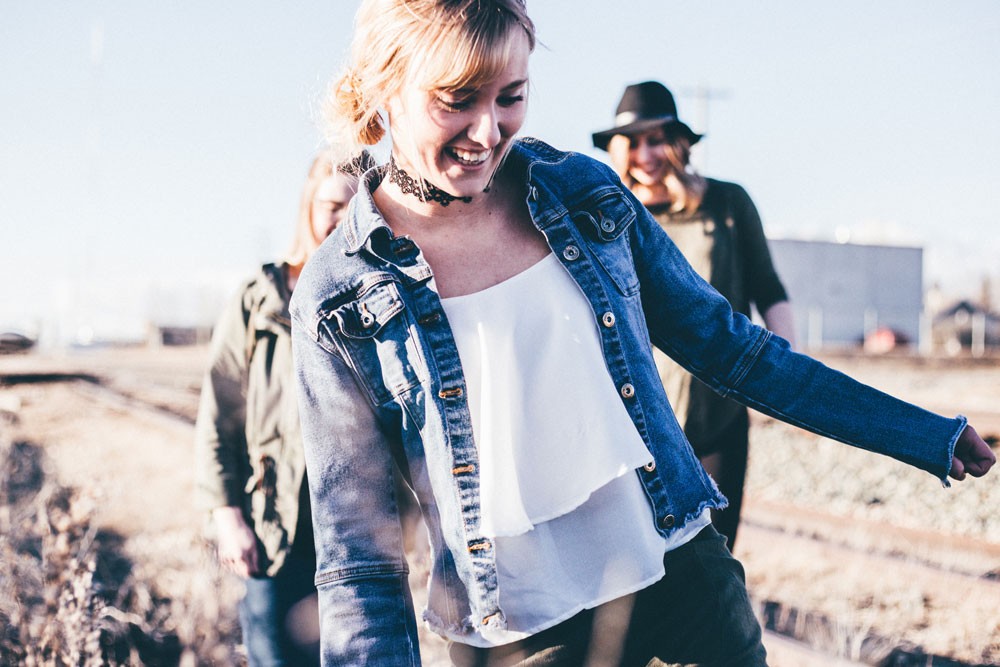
[949,424,996,481]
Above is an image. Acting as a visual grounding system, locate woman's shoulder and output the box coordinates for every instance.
[289,227,380,327]
[237,263,286,305]
[512,137,623,198]
[704,177,749,200]
[513,136,610,169]
[701,178,756,214]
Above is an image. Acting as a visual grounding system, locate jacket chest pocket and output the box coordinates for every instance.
[573,189,640,297]
[320,278,427,406]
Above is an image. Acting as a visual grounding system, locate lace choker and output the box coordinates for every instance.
[388,158,473,207]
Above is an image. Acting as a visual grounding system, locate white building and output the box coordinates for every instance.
[767,239,924,350]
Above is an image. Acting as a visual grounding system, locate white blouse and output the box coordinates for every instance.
[440,253,709,647]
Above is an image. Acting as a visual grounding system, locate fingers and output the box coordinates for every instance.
[966,452,996,477]
[217,546,255,578]
[950,424,997,481]
[949,456,966,481]
[246,549,261,577]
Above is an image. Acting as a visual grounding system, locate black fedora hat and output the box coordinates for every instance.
[592,81,702,151]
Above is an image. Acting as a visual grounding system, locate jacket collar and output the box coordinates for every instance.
[255,263,292,324]
[341,168,394,255]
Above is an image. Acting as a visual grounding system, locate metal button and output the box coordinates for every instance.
[359,303,375,328]
[643,461,656,472]
[620,383,635,399]
[562,245,580,261]
[661,514,675,529]
[599,217,615,233]
[601,312,615,328]
[468,539,491,553]
[705,221,716,233]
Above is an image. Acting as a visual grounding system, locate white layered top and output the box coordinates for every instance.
[440,253,709,646]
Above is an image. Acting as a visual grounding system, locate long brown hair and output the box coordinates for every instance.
[284,153,337,274]
[608,132,707,214]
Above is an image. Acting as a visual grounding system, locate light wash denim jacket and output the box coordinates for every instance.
[290,138,964,665]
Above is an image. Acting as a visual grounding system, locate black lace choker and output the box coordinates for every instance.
[388,158,472,207]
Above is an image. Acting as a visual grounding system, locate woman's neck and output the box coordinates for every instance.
[374,165,506,228]
[387,158,472,208]
[631,181,673,208]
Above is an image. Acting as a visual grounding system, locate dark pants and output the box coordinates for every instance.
[239,551,320,667]
[696,410,750,550]
[449,526,766,667]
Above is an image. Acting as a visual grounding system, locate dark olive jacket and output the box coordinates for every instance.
[194,263,307,576]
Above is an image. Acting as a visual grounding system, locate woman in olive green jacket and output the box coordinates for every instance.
[194,153,356,666]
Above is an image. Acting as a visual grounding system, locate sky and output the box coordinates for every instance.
[3,1,999,345]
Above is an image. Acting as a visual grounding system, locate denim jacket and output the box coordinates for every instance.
[290,138,964,665]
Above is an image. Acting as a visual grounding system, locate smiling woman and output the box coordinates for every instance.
[289,1,995,665]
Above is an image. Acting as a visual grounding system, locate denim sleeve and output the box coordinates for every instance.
[292,317,422,666]
[629,191,963,482]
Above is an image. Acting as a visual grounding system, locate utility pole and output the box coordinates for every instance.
[676,85,730,172]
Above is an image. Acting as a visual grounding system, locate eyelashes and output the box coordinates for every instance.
[434,93,525,112]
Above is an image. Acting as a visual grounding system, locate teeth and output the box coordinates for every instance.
[451,148,491,165]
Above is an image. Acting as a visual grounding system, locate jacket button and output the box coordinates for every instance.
[601,312,615,328]
[600,217,615,233]
[661,514,675,529]
[620,383,635,399]
[705,221,716,233]
[562,245,580,261]
[643,461,656,472]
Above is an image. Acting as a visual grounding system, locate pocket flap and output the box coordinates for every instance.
[574,190,636,242]
[331,281,405,340]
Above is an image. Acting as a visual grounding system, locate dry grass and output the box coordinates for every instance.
[0,429,244,666]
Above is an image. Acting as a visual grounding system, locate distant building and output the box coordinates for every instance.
[932,300,1000,356]
[767,239,923,350]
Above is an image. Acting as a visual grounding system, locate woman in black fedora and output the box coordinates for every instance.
[594,80,796,550]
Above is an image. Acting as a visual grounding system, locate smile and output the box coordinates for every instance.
[447,147,492,166]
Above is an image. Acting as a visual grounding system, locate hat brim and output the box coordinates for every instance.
[592,118,702,151]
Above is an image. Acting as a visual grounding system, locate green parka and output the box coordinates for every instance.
[194,263,307,576]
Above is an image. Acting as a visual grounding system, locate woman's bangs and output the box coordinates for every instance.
[417,21,518,92]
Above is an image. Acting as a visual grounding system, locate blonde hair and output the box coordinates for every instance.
[608,132,707,214]
[323,0,536,163]
[284,153,341,273]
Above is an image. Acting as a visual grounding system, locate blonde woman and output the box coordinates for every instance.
[291,2,994,664]
[594,80,795,549]
[195,153,356,666]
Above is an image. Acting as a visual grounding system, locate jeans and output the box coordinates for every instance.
[448,526,766,667]
[239,551,321,667]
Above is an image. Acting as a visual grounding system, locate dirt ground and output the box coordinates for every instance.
[1,346,998,665]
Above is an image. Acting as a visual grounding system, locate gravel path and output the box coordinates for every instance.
[738,353,1000,665]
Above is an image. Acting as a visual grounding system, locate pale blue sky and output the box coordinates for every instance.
[3,1,998,343]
